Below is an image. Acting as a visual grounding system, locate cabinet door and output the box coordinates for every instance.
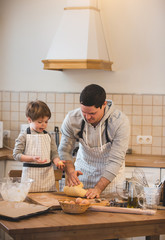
[125,167,160,186]
[0,161,5,178]
[5,160,23,177]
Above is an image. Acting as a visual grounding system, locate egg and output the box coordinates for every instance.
[69,200,76,204]
[75,197,83,204]
[81,199,90,205]
[64,200,70,204]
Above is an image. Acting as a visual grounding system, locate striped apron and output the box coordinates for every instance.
[21,128,56,192]
[74,120,125,195]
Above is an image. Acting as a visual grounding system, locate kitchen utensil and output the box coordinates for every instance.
[54,126,59,147]
[0,177,33,202]
[59,200,90,214]
[89,205,156,215]
[132,168,149,187]
[138,186,161,209]
[116,181,129,200]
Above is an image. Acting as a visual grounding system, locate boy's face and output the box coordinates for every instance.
[27,116,49,133]
[81,101,107,126]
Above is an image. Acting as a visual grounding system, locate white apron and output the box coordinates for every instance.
[75,121,125,195]
[22,130,56,192]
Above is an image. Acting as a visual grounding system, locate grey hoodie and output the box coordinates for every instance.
[58,100,130,182]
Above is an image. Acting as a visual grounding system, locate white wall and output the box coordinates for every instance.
[0,0,165,93]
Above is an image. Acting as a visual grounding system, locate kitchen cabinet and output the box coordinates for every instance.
[0,161,5,178]
[4,160,23,177]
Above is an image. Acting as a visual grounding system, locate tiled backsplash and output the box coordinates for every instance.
[0,91,165,156]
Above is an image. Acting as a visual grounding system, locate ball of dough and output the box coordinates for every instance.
[63,182,87,197]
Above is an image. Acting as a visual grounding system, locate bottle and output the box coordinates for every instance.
[127,182,138,208]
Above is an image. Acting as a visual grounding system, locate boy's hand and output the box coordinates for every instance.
[56,160,65,170]
[33,156,47,164]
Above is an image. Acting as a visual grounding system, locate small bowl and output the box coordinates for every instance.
[59,200,90,214]
[0,177,33,202]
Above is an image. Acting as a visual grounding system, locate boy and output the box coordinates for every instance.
[13,100,65,192]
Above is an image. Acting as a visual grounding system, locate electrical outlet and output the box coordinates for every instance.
[3,130,10,138]
[137,135,152,144]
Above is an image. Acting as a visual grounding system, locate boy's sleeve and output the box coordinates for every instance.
[13,132,26,161]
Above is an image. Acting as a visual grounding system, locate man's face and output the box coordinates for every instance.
[81,102,106,126]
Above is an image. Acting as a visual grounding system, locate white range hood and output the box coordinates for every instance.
[42,0,113,71]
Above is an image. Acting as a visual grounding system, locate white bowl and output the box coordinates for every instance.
[0,177,33,202]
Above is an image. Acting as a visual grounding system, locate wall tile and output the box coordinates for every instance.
[133,105,142,115]
[65,94,74,103]
[142,116,152,126]
[153,95,163,105]
[2,92,10,101]
[113,95,122,104]
[74,94,80,103]
[152,106,162,116]
[152,116,162,126]
[123,95,132,105]
[20,92,28,102]
[142,126,152,135]
[152,126,162,137]
[143,106,152,116]
[11,102,19,112]
[133,95,142,105]
[123,105,132,115]
[46,93,55,103]
[29,92,37,101]
[11,92,19,102]
[143,95,152,105]
[37,92,46,102]
[56,93,65,103]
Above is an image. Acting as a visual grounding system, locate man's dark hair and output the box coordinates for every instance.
[80,84,106,108]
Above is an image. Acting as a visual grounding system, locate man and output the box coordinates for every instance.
[58,84,130,199]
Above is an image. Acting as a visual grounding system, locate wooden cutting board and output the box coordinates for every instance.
[27,192,109,209]
[0,201,50,220]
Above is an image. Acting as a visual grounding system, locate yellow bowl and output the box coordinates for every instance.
[59,200,90,214]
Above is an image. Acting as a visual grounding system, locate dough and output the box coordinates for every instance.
[63,182,87,197]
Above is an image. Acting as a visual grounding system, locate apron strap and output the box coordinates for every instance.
[78,120,85,138]
[105,118,112,143]
[26,127,48,134]
[78,119,112,143]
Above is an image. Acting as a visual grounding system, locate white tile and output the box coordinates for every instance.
[65,94,74,103]
[37,92,46,102]
[2,92,10,101]
[20,92,28,102]
[56,94,65,103]
[47,93,55,102]
[28,92,37,101]
[11,92,19,102]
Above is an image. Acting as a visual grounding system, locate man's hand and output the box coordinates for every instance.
[66,170,83,186]
[86,187,101,199]
[85,177,110,199]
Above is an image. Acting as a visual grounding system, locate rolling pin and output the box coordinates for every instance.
[89,206,156,215]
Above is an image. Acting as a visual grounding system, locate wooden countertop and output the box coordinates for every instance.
[0,148,165,168]
[0,205,165,240]
[126,154,165,168]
